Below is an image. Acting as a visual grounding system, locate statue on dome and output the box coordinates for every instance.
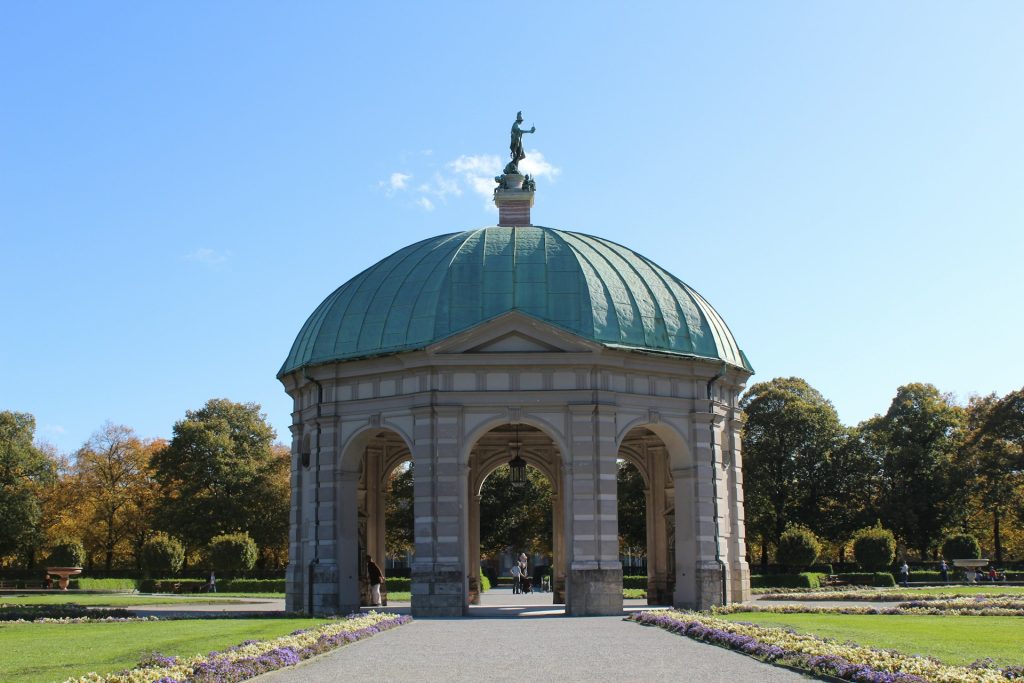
[503,111,536,176]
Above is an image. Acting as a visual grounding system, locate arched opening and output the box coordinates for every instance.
[618,427,677,606]
[381,459,414,598]
[331,426,412,611]
[467,423,565,607]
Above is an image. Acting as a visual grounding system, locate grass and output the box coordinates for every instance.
[721,612,1024,667]
[907,585,1024,597]
[0,593,271,607]
[0,617,331,683]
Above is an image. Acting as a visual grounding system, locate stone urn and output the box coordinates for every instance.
[952,558,988,583]
[46,567,82,590]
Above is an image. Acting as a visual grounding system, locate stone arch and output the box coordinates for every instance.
[464,422,566,606]
[333,425,414,611]
[461,413,569,468]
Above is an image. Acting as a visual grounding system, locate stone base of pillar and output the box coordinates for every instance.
[468,573,480,605]
[309,562,346,615]
[647,573,672,605]
[730,559,751,603]
[411,563,465,616]
[694,561,726,610]
[285,562,303,613]
[553,574,566,604]
[567,567,623,616]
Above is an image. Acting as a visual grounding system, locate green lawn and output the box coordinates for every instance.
[0,617,330,683]
[722,612,1024,667]
[0,593,272,607]
[907,585,1024,597]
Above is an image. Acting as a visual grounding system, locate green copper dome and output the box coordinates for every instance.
[280,226,751,376]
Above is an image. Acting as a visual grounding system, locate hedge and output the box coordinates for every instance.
[750,573,826,589]
[836,572,895,587]
[386,577,411,592]
[70,578,138,591]
[138,578,286,593]
[623,575,647,590]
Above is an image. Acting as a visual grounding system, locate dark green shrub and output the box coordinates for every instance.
[836,572,895,587]
[808,563,833,575]
[852,525,896,571]
[750,572,825,589]
[46,538,85,567]
[942,533,981,560]
[73,578,138,591]
[386,577,411,592]
[141,533,184,574]
[776,526,821,570]
[623,575,647,590]
[208,532,258,573]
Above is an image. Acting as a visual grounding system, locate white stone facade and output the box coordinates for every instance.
[280,311,751,616]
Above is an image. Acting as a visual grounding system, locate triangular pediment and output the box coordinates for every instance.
[427,311,599,355]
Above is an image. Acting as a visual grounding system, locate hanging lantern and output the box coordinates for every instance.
[508,425,526,485]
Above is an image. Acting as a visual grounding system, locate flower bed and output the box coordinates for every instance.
[758,590,1024,602]
[0,603,135,622]
[715,598,1024,617]
[629,610,1022,682]
[64,611,411,683]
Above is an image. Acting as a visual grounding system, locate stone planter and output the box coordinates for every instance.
[46,567,82,590]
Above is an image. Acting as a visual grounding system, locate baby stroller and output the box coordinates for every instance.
[520,575,533,594]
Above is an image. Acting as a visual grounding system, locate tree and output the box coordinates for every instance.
[862,383,964,559]
[740,377,844,565]
[479,465,552,559]
[72,423,153,570]
[141,533,185,574]
[151,399,286,560]
[964,389,1024,563]
[208,532,258,573]
[385,462,414,560]
[942,533,981,560]
[617,459,646,559]
[0,412,55,560]
[46,537,85,567]
[852,524,896,572]
[776,526,821,571]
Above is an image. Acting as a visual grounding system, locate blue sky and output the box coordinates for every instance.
[3,3,1022,453]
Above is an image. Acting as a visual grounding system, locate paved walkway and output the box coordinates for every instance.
[254,588,812,682]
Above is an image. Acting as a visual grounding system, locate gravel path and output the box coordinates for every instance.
[256,614,813,682]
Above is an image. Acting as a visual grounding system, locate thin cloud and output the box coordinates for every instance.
[417,197,435,211]
[185,248,229,267]
[519,150,561,180]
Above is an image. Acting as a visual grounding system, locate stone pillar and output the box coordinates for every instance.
[726,413,751,602]
[365,447,386,572]
[565,405,622,616]
[677,409,729,610]
[552,490,566,604]
[493,174,535,226]
[646,444,670,605]
[306,419,342,614]
[285,423,304,612]
[468,493,481,604]
[411,407,467,616]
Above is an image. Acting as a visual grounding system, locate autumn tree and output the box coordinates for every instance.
[740,377,844,564]
[0,411,55,561]
[152,399,288,562]
[964,388,1024,562]
[862,383,965,559]
[72,423,154,570]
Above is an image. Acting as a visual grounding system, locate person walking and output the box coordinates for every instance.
[367,556,385,607]
[518,553,530,594]
[510,561,522,594]
[899,561,909,588]
[939,559,948,583]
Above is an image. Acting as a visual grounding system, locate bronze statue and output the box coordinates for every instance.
[503,111,536,176]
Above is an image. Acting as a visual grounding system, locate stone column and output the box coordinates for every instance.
[410,406,467,616]
[551,490,566,604]
[646,444,670,605]
[285,422,304,612]
[726,413,751,602]
[468,493,481,604]
[307,418,341,615]
[565,405,622,616]
[679,409,729,610]
[364,446,386,570]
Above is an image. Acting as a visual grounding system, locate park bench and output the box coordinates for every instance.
[823,575,847,587]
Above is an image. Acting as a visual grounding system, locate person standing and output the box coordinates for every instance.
[899,561,909,588]
[939,559,948,583]
[208,571,217,593]
[518,553,529,593]
[510,561,522,594]
[367,556,384,607]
